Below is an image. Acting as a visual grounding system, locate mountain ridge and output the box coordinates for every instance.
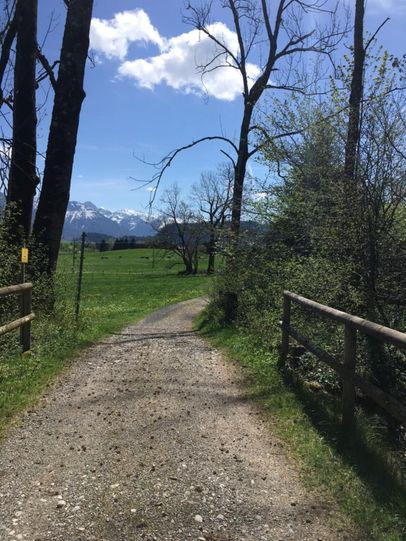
[64,200,157,239]
[0,195,157,239]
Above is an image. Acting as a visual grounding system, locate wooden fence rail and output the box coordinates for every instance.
[280,290,406,430]
[0,283,34,352]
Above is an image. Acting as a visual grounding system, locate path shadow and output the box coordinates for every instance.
[100,330,197,345]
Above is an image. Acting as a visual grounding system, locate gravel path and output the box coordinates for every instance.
[0,298,353,541]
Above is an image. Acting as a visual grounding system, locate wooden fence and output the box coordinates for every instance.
[0,283,35,352]
[280,290,406,429]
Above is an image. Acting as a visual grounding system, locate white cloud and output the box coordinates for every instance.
[90,10,260,102]
[90,9,164,60]
[118,23,260,101]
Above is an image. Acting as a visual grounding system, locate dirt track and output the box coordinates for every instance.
[0,298,353,540]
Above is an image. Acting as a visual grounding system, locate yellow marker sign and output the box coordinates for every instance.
[21,247,29,264]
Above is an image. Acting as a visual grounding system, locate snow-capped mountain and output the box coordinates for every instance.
[63,201,157,239]
[99,207,154,234]
[1,196,157,239]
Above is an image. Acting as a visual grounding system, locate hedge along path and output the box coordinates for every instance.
[0,299,355,541]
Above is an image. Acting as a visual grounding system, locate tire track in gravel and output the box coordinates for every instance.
[0,298,354,541]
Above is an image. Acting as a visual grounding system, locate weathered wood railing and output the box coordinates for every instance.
[280,291,406,430]
[0,283,35,352]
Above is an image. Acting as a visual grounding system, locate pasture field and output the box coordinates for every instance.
[0,248,211,435]
[58,247,211,335]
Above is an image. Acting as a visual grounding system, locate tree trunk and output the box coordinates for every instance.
[224,103,252,320]
[207,231,216,274]
[33,0,94,273]
[183,256,193,275]
[230,104,252,237]
[193,247,199,275]
[344,0,365,182]
[341,0,366,295]
[6,0,38,241]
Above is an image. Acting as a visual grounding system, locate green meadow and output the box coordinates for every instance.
[0,248,211,436]
[58,247,211,335]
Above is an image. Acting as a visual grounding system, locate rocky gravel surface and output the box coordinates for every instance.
[0,298,354,541]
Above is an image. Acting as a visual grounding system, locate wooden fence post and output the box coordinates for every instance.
[279,293,291,368]
[20,285,32,352]
[342,324,357,430]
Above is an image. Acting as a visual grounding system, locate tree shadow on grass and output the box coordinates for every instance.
[197,319,406,536]
[280,367,406,528]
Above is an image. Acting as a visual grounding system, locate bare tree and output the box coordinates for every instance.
[33,0,94,273]
[158,185,203,275]
[192,163,233,274]
[142,0,343,318]
[6,0,38,240]
[147,1,342,231]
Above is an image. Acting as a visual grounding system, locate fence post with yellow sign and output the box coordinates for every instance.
[21,246,29,283]
[19,245,31,352]
[21,247,29,264]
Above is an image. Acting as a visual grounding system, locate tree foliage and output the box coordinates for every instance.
[211,36,406,435]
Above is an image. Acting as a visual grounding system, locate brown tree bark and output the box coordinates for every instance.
[207,231,216,275]
[342,0,366,286]
[344,0,365,182]
[6,0,38,241]
[33,0,94,273]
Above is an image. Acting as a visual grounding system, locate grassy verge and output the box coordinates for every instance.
[195,310,406,541]
[0,248,211,437]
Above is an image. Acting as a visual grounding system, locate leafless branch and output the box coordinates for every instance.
[132,135,238,203]
[36,47,58,90]
[0,8,16,106]
[365,17,390,52]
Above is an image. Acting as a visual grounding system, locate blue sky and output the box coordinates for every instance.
[32,0,406,211]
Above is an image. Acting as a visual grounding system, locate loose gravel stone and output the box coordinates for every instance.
[0,299,355,540]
